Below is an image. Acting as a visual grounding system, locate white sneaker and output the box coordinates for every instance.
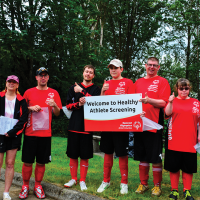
[97,181,110,193]
[64,179,76,188]
[80,181,87,191]
[120,183,128,194]
[3,193,11,200]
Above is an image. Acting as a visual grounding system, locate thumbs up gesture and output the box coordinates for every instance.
[139,92,149,104]
[74,82,83,93]
[169,92,175,103]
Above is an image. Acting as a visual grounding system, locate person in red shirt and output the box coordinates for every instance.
[0,75,28,200]
[64,65,101,191]
[165,78,200,200]
[97,59,135,195]
[19,67,62,199]
[134,57,171,196]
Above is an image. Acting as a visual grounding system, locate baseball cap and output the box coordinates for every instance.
[6,75,19,83]
[107,59,123,68]
[36,67,49,75]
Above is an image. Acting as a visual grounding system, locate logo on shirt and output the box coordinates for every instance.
[168,117,172,140]
[133,121,141,130]
[115,82,126,94]
[192,101,199,114]
[45,93,55,105]
[148,80,159,93]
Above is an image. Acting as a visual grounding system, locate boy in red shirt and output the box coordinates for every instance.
[97,59,135,194]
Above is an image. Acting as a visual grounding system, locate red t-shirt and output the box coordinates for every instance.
[135,76,171,132]
[104,78,135,95]
[166,98,200,153]
[23,87,62,137]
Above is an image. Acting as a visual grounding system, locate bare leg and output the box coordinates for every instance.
[4,149,17,192]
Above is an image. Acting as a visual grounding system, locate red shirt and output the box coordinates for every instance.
[167,98,200,153]
[104,78,135,95]
[23,87,62,137]
[135,76,171,132]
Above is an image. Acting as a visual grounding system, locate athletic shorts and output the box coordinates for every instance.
[22,135,51,164]
[134,130,163,163]
[100,132,129,157]
[66,131,93,159]
[164,149,197,173]
[0,134,22,153]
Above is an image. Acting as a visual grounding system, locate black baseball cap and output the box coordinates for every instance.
[36,67,49,75]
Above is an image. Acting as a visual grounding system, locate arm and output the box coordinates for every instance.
[165,93,175,116]
[101,80,109,96]
[198,125,200,143]
[7,99,28,137]
[139,92,167,108]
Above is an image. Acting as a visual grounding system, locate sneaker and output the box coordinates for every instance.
[3,193,11,200]
[64,179,77,188]
[80,181,87,191]
[184,190,194,200]
[19,185,29,199]
[34,185,45,199]
[169,190,179,200]
[151,185,162,197]
[135,184,149,194]
[97,181,110,193]
[120,183,128,194]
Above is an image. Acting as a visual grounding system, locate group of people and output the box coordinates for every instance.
[0,57,199,200]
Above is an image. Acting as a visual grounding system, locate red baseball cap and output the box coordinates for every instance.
[6,75,19,83]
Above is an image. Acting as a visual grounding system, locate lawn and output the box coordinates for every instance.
[2,136,200,200]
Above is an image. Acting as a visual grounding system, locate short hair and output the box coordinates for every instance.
[174,78,191,92]
[147,57,159,64]
[83,65,96,75]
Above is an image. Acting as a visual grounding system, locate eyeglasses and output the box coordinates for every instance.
[178,87,190,91]
[147,64,159,68]
[38,74,48,78]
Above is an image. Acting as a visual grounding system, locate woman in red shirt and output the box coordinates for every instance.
[165,78,200,200]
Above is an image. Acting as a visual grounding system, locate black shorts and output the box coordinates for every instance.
[22,135,51,164]
[164,149,197,173]
[100,132,129,157]
[66,131,93,159]
[134,130,163,163]
[0,134,22,153]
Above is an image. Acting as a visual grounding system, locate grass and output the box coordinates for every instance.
[2,136,200,200]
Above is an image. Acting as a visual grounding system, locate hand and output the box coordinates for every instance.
[5,133,9,137]
[102,80,109,93]
[139,93,149,104]
[30,105,42,112]
[79,97,86,106]
[169,92,175,103]
[74,82,83,93]
[140,111,146,118]
[48,98,57,108]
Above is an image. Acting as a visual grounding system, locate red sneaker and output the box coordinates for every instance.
[19,185,29,199]
[34,185,45,199]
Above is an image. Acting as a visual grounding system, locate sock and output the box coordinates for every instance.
[182,172,193,191]
[152,165,162,186]
[103,154,113,183]
[3,192,9,196]
[35,164,45,186]
[80,159,89,182]
[139,162,150,186]
[22,163,32,186]
[69,158,78,181]
[119,156,128,184]
[170,171,180,191]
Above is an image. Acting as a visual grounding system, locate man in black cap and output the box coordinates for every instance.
[19,67,62,199]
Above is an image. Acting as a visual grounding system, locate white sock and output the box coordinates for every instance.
[3,192,9,196]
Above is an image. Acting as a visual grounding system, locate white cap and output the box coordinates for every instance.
[107,59,123,68]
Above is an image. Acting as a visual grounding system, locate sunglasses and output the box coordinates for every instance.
[178,87,190,91]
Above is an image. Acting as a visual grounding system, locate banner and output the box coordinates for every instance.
[84,94,143,132]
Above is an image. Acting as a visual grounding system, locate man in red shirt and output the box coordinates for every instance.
[97,59,135,194]
[134,57,171,196]
[19,67,62,199]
